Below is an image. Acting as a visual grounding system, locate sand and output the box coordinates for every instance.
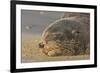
[21,35,90,63]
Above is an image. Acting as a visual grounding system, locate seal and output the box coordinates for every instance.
[39,16,90,56]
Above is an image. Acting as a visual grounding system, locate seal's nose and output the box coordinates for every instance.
[38,42,44,48]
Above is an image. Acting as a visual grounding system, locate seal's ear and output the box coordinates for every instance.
[38,42,44,48]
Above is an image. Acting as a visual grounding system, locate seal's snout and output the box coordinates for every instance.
[38,42,44,48]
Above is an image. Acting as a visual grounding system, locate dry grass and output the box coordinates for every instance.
[21,35,90,63]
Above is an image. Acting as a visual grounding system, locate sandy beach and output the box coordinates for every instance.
[21,35,90,63]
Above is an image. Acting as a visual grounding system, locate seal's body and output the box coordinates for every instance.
[39,15,90,56]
